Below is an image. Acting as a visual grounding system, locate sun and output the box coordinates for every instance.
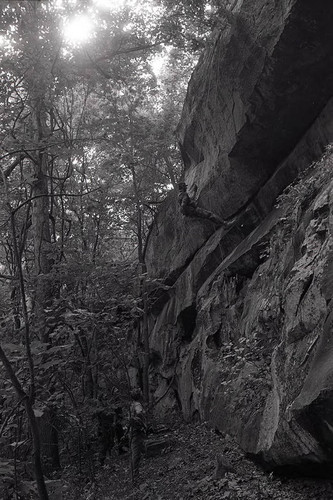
[63,14,94,45]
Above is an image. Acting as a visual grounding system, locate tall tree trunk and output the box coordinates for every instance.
[28,53,59,470]
[30,104,60,471]
[31,99,53,343]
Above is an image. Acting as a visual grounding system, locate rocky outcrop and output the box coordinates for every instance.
[144,0,333,474]
[178,0,333,220]
[199,162,333,469]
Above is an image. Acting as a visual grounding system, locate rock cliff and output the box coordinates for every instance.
[144,0,333,473]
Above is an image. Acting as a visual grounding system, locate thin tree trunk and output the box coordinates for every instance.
[128,158,150,404]
[2,170,36,400]
[142,287,150,404]
[0,346,49,500]
[9,209,36,400]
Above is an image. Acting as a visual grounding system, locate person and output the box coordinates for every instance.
[129,388,147,482]
[114,406,127,455]
[178,182,235,228]
[95,406,126,465]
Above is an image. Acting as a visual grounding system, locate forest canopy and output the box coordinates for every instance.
[0,0,227,498]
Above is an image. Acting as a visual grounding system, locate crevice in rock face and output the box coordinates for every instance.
[296,273,314,314]
[249,452,333,478]
[149,349,163,368]
[192,409,200,423]
[224,239,267,279]
[173,385,182,412]
[295,390,333,456]
[313,203,330,220]
[322,255,333,303]
[289,227,305,268]
[178,304,197,343]
[235,274,248,296]
[206,329,223,350]
[191,349,202,388]
[179,135,204,170]
[300,189,320,214]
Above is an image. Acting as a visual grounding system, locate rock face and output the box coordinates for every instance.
[144,0,333,474]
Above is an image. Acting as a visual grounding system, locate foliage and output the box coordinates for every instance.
[0,0,237,496]
[275,145,333,215]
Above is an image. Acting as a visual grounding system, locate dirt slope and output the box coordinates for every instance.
[77,420,333,500]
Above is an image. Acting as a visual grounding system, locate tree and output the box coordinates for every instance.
[0,0,223,494]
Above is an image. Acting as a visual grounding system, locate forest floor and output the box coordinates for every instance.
[65,417,333,500]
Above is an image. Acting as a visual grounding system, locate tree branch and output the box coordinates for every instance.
[12,188,101,215]
[93,40,164,62]
[3,154,25,179]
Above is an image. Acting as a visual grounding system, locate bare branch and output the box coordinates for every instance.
[93,40,165,63]
[12,188,102,215]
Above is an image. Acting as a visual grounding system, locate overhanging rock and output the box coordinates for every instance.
[178,0,333,219]
[146,0,333,284]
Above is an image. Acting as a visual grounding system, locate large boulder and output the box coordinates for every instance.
[144,0,333,474]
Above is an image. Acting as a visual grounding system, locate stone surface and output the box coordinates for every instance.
[144,0,333,475]
[146,5,333,283]
[178,0,333,219]
[150,158,333,472]
[144,191,216,282]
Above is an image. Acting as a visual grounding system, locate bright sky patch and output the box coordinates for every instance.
[63,14,94,45]
[93,0,136,10]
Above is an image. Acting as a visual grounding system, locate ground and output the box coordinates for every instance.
[65,418,333,500]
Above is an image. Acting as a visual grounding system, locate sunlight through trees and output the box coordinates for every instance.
[0,0,226,497]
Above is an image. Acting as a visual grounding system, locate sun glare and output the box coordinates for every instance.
[63,15,94,45]
[93,0,134,10]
